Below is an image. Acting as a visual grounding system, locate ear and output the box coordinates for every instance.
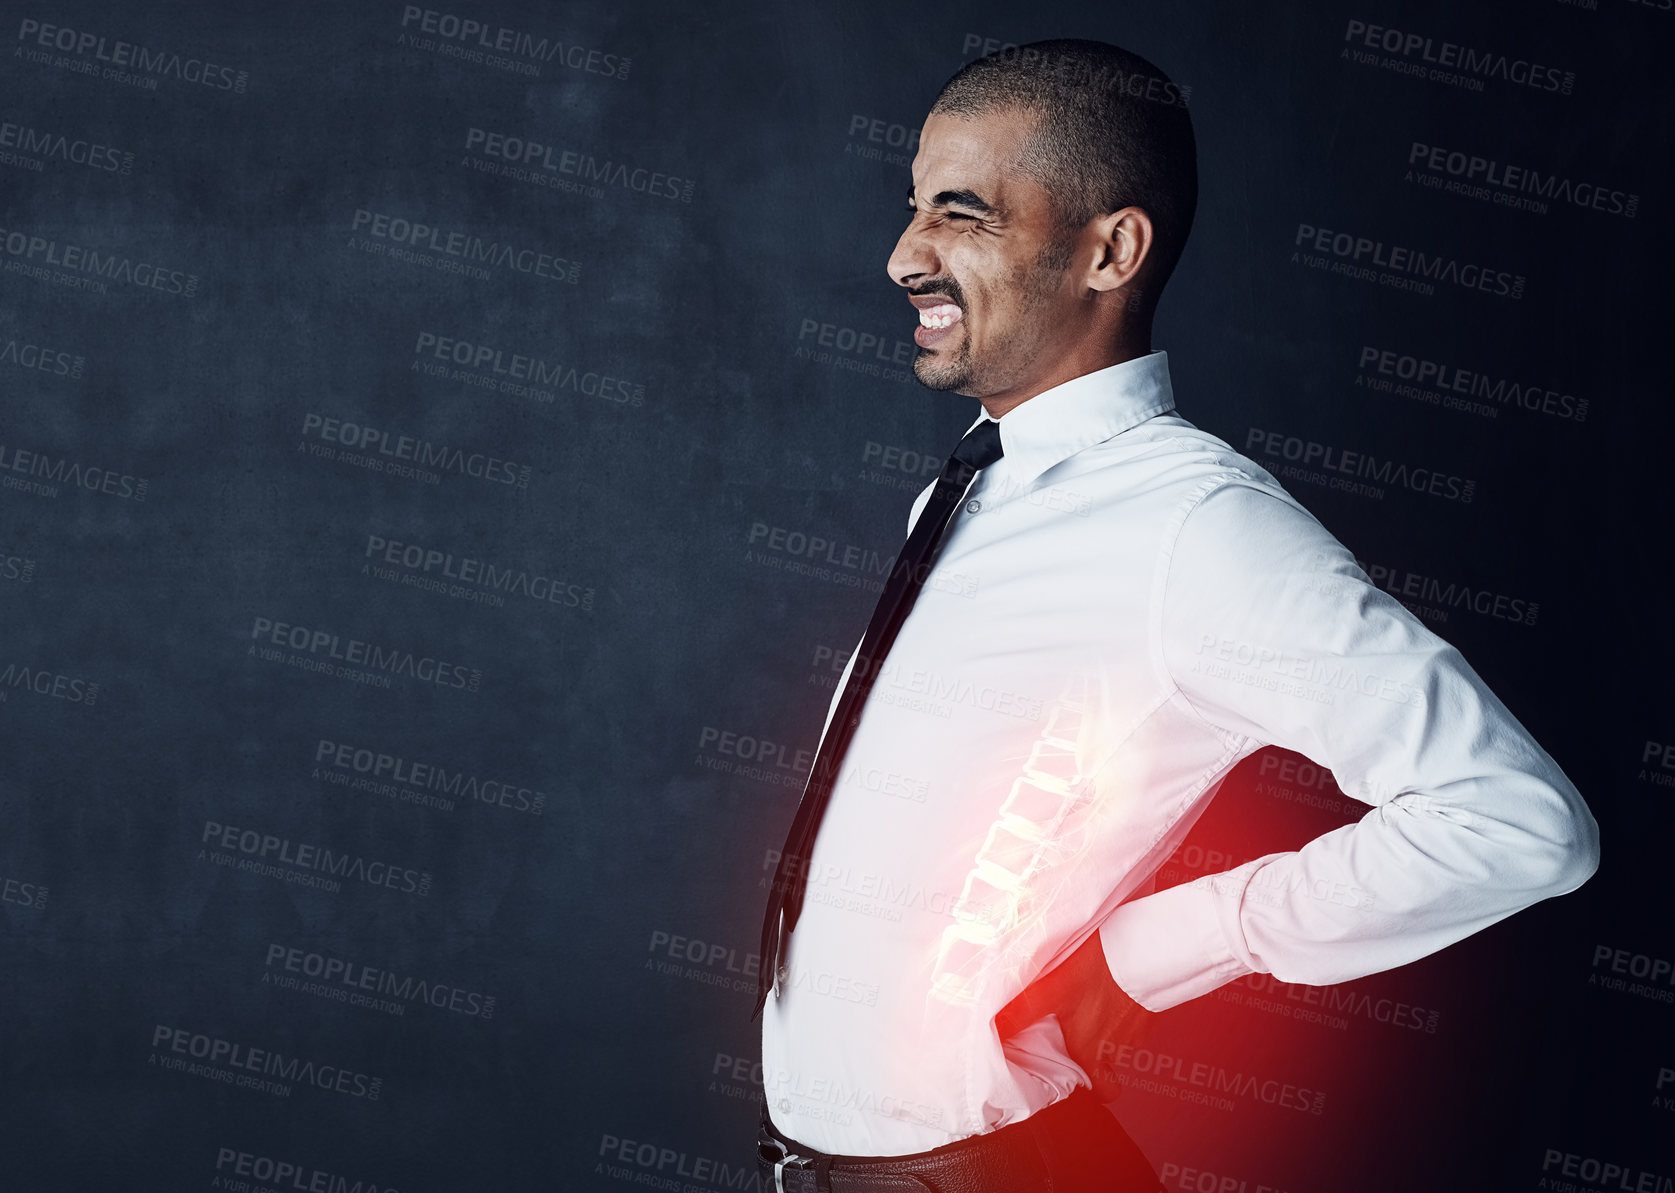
[1084,206,1153,297]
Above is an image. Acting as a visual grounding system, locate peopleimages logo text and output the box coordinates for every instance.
[1295,222,1523,298]
[0,226,197,294]
[314,738,547,815]
[399,7,630,79]
[1407,142,1637,219]
[350,208,580,283]
[150,1026,380,1099]
[250,616,480,690]
[1245,427,1475,503]
[265,943,495,1018]
[202,820,431,896]
[213,1148,397,1193]
[1342,19,1573,94]
[15,19,248,91]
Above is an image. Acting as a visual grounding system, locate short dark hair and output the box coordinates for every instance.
[931,39,1198,301]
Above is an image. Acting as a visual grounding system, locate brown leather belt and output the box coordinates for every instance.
[756,1087,1164,1192]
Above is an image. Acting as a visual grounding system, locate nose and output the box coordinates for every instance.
[886,215,937,289]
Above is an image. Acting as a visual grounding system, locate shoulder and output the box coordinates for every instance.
[1095,413,1321,544]
[1092,416,1366,597]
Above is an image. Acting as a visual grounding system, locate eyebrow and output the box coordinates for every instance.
[906,185,997,215]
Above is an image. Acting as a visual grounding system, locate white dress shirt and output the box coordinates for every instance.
[759,349,1598,1156]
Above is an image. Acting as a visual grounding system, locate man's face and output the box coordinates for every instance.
[887,107,1078,398]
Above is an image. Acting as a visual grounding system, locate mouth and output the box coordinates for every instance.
[910,295,964,349]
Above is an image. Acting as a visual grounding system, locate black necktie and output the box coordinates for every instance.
[754,417,1005,1019]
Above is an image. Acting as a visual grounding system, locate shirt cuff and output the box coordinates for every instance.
[1097,875,1261,1011]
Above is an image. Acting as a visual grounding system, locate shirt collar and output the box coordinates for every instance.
[963,349,1176,489]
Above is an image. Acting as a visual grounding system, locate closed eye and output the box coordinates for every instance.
[906,205,976,222]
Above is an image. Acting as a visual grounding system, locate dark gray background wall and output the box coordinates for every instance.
[1,1,1670,1190]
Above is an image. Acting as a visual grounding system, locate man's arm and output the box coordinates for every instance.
[1098,477,1600,1011]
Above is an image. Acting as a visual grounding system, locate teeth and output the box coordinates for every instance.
[918,304,962,330]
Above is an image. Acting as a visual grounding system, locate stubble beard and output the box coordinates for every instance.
[912,334,973,392]
[911,230,1076,397]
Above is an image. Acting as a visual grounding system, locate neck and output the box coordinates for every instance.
[978,333,1152,420]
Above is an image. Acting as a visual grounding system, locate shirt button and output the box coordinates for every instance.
[965,498,982,514]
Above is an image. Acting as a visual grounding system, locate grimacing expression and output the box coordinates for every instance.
[887,108,1079,397]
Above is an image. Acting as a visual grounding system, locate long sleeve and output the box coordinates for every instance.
[1097,477,1600,1012]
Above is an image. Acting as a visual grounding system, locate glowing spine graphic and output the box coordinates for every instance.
[929,675,1097,1007]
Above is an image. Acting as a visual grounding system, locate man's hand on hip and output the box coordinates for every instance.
[993,931,1155,1098]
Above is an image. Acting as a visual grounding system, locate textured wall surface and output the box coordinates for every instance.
[1,2,1669,1190]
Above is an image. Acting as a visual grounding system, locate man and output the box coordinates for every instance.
[755,39,1598,1192]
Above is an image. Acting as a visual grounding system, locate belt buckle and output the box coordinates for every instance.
[759,1135,814,1193]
